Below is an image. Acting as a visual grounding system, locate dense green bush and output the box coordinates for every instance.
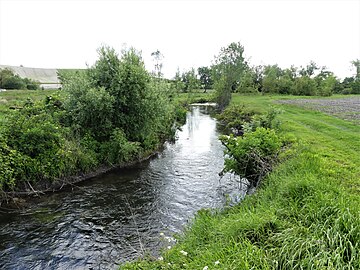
[243,107,282,133]
[62,72,115,141]
[291,76,317,96]
[217,104,257,135]
[100,128,141,165]
[220,127,283,187]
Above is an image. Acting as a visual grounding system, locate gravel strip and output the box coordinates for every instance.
[277,96,360,124]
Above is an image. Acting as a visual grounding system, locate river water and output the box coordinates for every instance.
[0,105,246,270]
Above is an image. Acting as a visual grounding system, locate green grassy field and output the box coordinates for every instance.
[0,89,59,123]
[122,94,360,269]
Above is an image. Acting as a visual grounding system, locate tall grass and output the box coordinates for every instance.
[121,94,360,269]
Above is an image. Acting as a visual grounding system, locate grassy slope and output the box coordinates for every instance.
[121,94,360,269]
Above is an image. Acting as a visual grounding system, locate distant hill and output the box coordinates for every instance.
[0,65,84,89]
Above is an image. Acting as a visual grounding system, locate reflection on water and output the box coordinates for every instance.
[0,106,246,270]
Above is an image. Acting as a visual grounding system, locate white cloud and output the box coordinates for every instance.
[0,0,359,79]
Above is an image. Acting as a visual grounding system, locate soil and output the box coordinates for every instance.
[277,96,360,124]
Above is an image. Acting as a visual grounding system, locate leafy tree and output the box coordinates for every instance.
[197,66,213,91]
[351,59,360,80]
[62,72,115,141]
[212,42,248,110]
[181,68,200,92]
[151,49,164,79]
[85,46,175,147]
[292,76,317,96]
[299,61,319,77]
[262,65,283,93]
[173,68,185,92]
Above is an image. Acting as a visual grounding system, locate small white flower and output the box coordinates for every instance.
[157,256,164,261]
[160,232,164,236]
[214,260,220,265]
[180,250,188,256]
[167,262,171,266]
[167,245,172,249]
[203,266,209,270]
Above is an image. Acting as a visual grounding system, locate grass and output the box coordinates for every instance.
[121,93,360,269]
[0,89,59,123]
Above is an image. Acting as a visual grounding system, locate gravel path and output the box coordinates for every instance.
[277,96,360,124]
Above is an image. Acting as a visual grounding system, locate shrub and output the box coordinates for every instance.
[100,128,141,165]
[62,72,115,141]
[243,107,282,133]
[217,104,257,135]
[291,76,317,96]
[220,127,283,187]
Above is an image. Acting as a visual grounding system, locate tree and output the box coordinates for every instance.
[299,61,319,77]
[181,69,200,92]
[351,59,360,80]
[292,76,317,96]
[151,50,164,79]
[262,65,283,94]
[0,68,26,89]
[212,42,248,110]
[173,68,185,92]
[197,66,213,92]
[86,46,174,146]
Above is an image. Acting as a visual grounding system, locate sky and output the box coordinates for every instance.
[0,0,359,79]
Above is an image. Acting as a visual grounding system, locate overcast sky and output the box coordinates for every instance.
[0,0,359,79]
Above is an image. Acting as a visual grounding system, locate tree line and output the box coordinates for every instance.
[0,68,40,90]
[171,42,360,109]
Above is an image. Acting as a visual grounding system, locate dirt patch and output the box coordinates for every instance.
[277,96,360,124]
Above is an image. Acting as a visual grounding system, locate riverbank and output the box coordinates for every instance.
[121,94,360,269]
[0,86,188,205]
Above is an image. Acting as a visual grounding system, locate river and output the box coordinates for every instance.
[0,105,246,270]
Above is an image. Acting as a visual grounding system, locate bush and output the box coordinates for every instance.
[220,127,283,187]
[291,76,317,96]
[62,72,115,141]
[217,104,257,135]
[243,107,282,133]
[100,128,141,164]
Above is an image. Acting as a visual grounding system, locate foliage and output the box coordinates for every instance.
[217,104,257,135]
[180,68,200,93]
[212,42,248,110]
[236,69,260,93]
[0,68,40,90]
[220,127,283,187]
[0,99,97,189]
[0,45,181,193]
[291,75,318,96]
[262,65,283,94]
[197,66,213,91]
[62,72,115,141]
[217,104,281,135]
[243,107,282,133]
[100,128,141,164]
[151,49,164,78]
[351,59,360,80]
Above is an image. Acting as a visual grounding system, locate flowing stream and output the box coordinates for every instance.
[0,105,246,270]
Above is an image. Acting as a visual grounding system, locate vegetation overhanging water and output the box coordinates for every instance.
[0,105,246,269]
